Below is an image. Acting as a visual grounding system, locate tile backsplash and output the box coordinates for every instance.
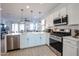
[54,24,79,30]
[54,24,79,36]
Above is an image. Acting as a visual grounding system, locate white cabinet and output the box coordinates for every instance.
[68,4,79,25]
[63,43,77,56]
[28,34,41,47]
[63,37,79,56]
[53,11,60,20]
[28,33,47,47]
[45,14,54,29]
[29,34,35,46]
[60,7,67,17]
[20,33,28,48]
[20,32,48,49]
[39,34,46,44]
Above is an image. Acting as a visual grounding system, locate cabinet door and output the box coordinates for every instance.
[24,37,28,48]
[60,7,67,17]
[63,43,77,56]
[29,34,40,47]
[20,34,28,48]
[40,34,46,44]
[28,34,47,47]
[53,11,59,19]
[28,35,36,47]
[45,15,54,29]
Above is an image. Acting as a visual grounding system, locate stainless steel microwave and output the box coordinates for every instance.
[53,15,68,26]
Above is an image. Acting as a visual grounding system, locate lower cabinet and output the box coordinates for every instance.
[63,37,79,56]
[20,33,47,49]
[20,34,28,48]
[28,35,39,47]
[63,43,77,56]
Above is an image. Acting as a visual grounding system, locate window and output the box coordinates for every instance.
[12,24,18,33]
[35,23,38,30]
[41,20,45,30]
[19,24,24,31]
[12,24,15,32]
[41,20,45,25]
[30,23,34,30]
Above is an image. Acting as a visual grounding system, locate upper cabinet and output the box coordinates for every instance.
[53,11,59,19]
[60,7,67,17]
[67,4,79,25]
[45,14,54,29]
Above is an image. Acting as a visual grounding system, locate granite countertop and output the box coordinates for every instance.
[6,32,48,36]
[63,36,79,41]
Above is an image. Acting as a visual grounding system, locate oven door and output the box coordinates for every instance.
[49,38,63,56]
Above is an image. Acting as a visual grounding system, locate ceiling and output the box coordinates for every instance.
[1,3,60,23]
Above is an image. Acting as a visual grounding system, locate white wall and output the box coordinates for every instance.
[67,4,79,25]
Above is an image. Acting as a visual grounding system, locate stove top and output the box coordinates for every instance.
[50,32,71,37]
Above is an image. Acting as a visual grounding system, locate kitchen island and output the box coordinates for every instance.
[4,32,50,53]
[20,32,50,49]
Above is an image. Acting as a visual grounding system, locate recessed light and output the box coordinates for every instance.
[26,5,30,9]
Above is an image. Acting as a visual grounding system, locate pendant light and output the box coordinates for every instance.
[38,11,42,23]
[30,10,33,21]
[20,9,24,23]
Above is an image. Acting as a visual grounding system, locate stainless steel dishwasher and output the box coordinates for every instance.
[7,35,20,51]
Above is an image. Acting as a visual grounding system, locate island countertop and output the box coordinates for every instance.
[6,33,21,36]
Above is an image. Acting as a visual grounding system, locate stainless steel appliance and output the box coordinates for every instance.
[49,35,63,56]
[49,29,71,56]
[53,15,68,26]
[7,35,20,51]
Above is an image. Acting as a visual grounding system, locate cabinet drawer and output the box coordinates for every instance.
[63,38,77,46]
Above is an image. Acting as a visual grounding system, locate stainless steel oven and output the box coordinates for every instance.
[49,35,63,56]
[49,30,71,56]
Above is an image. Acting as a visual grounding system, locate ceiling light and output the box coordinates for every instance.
[26,5,30,9]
